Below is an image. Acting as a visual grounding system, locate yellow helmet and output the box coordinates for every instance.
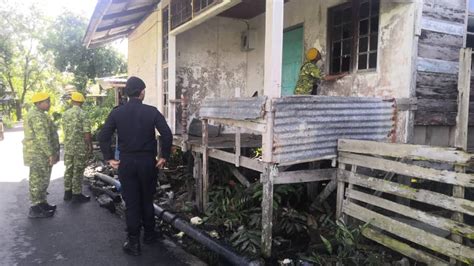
[70,92,85,103]
[32,92,50,103]
[306,48,320,61]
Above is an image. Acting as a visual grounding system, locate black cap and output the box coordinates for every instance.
[125,76,146,97]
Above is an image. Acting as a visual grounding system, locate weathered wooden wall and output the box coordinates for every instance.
[415,0,467,126]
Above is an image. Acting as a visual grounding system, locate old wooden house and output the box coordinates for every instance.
[84,0,474,261]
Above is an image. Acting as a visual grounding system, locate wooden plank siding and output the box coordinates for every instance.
[414,0,468,127]
[336,139,474,265]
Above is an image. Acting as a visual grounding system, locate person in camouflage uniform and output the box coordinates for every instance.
[62,92,92,203]
[294,48,347,95]
[23,92,60,218]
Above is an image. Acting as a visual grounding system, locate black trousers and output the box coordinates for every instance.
[118,155,157,236]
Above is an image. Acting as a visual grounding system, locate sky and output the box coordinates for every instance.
[18,0,128,57]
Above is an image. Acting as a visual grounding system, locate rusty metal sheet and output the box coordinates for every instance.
[199,97,266,120]
[272,96,395,165]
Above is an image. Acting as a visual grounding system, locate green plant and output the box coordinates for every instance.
[230,226,261,255]
[300,219,385,265]
[276,207,308,236]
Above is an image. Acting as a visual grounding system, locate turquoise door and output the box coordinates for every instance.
[282,26,304,96]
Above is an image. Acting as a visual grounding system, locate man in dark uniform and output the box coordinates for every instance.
[99,76,172,256]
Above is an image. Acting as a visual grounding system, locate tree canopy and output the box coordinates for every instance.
[0,3,126,121]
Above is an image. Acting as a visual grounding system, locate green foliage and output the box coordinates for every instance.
[43,12,127,91]
[301,219,385,265]
[0,1,68,120]
[83,91,115,137]
[276,207,308,236]
[229,227,261,255]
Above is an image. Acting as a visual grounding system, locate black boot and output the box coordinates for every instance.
[28,205,54,218]
[123,234,141,256]
[143,230,163,244]
[38,202,57,211]
[71,193,91,203]
[64,190,72,201]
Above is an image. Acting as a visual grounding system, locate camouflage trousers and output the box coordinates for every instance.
[29,157,52,205]
[64,154,87,194]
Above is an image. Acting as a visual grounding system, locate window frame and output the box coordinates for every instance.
[327,0,380,75]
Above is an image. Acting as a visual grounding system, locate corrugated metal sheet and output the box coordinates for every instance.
[272,96,395,165]
[199,97,266,120]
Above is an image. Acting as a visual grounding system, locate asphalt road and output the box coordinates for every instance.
[0,123,205,266]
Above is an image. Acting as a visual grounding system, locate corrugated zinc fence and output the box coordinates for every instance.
[336,139,474,265]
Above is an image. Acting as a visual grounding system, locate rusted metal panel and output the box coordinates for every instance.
[272,96,395,165]
[199,96,266,120]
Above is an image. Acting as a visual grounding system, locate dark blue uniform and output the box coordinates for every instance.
[99,98,172,236]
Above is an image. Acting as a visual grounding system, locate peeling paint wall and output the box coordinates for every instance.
[246,0,416,99]
[176,16,248,118]
[174,1,416,140]
[128,10,160,107]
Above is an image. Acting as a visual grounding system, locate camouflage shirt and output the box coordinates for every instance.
[23,107,60,165]
[294,61,323,95]
[62,105,91,156]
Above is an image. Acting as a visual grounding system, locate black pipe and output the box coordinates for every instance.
[93,172,259,266]
[90,184,122,203]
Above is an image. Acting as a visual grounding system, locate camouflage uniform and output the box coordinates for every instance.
[294,61,323,95]
[62,105,91,194]
[23,107,60,205]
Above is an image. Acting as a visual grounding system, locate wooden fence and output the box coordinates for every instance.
[336,139,474,265]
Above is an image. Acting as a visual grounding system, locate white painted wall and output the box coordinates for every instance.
[128,10,160,107]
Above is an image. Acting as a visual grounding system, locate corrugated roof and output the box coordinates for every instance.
[83,0,160,48]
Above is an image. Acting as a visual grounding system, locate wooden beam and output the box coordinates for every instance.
[338,169,474,216]
[209,118,266,133]
[230,167,250,188]
[338,152,474,187]
[273,168,336,185]
[310,179,337,211]
[261,164,277,258]
[454,48,472,150]
[192,152,203,211]
[336,163,346,219]
[193,146,264,172]
[362,227,449,265]
[396,98,418,111]
[96,17,143,32]
[103,5,155,20]
[344,202,474,263]
[202,119,209,211]
[346,188,474,239]
[338,139,473,164]
[262,99,274,163]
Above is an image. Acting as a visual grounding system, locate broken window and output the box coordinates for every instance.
[328,0,380,74]
[193,0,217,13]
[170,0,192,30]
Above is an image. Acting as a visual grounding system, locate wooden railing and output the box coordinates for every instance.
[336,139,474,265]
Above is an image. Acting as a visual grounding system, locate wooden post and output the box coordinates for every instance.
[192,152,203,211]
[235,87,241,167]
[452,48,470,264]
[263,0,283,98]
[261,163,277,258]
[202,119,209,211]
[336,163,347,219]
[454,48,472,150]
[168,34,177,134]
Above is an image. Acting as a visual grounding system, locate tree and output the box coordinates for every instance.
[0,3,53,120]
[43,12,127,92]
